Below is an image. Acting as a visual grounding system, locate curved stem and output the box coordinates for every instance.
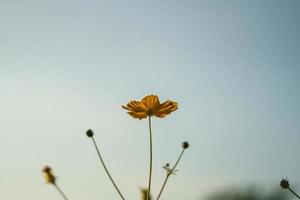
[147,116,153,200]
[156,149,185,200]
[91,137,126,200]
[288,187,300,199]
[53,183,69,200]
[171,149,185,172]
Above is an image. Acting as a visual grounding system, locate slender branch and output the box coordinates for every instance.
[147,116,153,200]
[53,183,69,200]
[156,174,170,200]
[171,149,185,172]
[156,149,185,200]
[288,187,300,199]
[91,137,126,200]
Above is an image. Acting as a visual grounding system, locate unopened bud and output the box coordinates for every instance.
[42,165,56,184]
[86,129,94,137]
[280,178,289,189]
[182,141,189,149]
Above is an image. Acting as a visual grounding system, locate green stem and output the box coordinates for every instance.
[288,187,300,199]
[156,149,185,200]
[91,137,126,200]
[147,116,153,200]
[53,183,69,200]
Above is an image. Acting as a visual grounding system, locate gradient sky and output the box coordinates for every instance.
[1,1,300,200]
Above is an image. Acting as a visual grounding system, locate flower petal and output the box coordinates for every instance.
[154,101,178,118]
[123,101,148,112]
[141,95,160,109]
[127,111,148,119]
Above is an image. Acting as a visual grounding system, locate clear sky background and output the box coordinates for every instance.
[1,0,300,200]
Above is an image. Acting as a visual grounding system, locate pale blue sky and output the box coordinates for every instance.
[1,1,300,200]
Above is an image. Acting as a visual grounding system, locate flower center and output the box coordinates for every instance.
[147,109,153,116]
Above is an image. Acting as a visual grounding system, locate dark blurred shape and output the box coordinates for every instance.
[280,179,290,189]
[86,129,94,137]
[279,178,300,199]
[42,165,56,184]
[182,141,189,149]
[205,186,288,200]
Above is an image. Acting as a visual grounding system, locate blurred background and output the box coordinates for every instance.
[1,0,299,200]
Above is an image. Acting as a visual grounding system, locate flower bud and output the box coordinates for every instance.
[182,141,189,149]
[42,165,56,184]
[86,129,94,137]
[280,179,289,189]
[43,165,52,173]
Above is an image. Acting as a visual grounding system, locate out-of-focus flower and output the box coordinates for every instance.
[42,165,56,184]
[122,95,178,120]
[140,187,151,200]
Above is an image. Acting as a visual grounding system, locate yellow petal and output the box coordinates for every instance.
[142,95,159,109]
[154,101,178,117]
[128,111,148,119]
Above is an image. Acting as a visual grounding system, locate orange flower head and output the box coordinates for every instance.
[122,95,178,120]
[42,165,56,184]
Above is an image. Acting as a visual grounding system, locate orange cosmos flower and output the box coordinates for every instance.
[122,95,178,119]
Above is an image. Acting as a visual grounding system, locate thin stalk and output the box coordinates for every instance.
[53,183,69,200]
[156,149,185,200]
[288,187,300,199]
[156,174,170,200]
[91,137,126,200]
[172,149,185,171]
[147,116,153,200]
